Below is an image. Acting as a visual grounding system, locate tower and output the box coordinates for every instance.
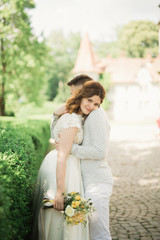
[72,33,105,80]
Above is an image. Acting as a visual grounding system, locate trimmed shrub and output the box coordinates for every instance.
[0,118,50,240]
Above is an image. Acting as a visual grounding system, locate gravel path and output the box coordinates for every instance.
[108,122,160,240]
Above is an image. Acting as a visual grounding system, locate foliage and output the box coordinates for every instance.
[0,185,10,240]
[0,0,50,116]
[93,40,121,58]
[46,30,81,101]
[93,20,159,58]
[99,73,111,110]
[12,101,62,120]
[53,80,70,104]
[118,20,159,58]
[0,118,50,240]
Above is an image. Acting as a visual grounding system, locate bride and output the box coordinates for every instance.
[31,81,106,240]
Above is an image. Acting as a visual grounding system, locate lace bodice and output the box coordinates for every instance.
[52,113,83,144]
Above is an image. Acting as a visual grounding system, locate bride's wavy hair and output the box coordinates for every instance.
[66,81,106,114]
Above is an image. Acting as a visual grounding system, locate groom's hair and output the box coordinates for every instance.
[67,74,93,86]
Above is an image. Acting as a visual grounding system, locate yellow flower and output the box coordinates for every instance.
[74,212,85,222]
[75,195,81,200]
[69,217,73,222]
[72,201,76,208]
[75,201,80,207]
[71,192,76,195]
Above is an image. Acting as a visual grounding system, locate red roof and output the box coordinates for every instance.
[72,33,105,74]
[104,55,160,84]
[72,32,160,83]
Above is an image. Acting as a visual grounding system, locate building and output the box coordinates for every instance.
[72,34,160,121]
[105,55,160,121]
[72,33,105,80]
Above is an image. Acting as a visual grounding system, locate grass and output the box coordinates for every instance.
[14,101,63,120]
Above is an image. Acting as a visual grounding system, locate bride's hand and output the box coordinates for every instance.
[53,192,64,211]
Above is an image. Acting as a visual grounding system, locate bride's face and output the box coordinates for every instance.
[80,95,101,115]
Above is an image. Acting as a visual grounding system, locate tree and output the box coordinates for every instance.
[0,0,49,116]
[46,30,81,101]
[93,40,121,58]
[93,21,159,59]
[118,20,159,58]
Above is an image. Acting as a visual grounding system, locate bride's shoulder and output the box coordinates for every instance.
[60,112,81,121]
[58,113,82,129]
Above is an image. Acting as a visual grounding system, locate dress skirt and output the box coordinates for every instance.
[31,149,89,240]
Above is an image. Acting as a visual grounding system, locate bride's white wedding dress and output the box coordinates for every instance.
[32,113,89,240]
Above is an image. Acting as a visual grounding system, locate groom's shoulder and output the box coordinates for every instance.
[88,107,108,120]
[85,107,110,129]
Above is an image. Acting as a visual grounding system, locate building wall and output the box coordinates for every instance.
[108,83,160,121]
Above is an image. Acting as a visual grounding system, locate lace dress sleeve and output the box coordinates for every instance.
[53,113,83,143]
[59,113,82,129]
[56,113,82,131]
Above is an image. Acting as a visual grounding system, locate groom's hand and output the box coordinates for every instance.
[53,104,67,116]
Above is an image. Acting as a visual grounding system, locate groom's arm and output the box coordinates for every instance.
[71,109,110,160]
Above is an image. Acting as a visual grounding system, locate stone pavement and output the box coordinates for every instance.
[108,122,160,240]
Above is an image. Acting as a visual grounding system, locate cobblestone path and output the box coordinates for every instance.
[108,123,160,240]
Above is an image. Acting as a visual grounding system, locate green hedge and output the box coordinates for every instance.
[0,118,50,240]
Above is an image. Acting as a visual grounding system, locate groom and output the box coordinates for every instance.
[51,74,113,240]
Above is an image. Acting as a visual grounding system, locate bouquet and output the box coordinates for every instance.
[42,192,95,227]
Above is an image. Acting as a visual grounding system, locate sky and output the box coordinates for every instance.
[29,0,160,41]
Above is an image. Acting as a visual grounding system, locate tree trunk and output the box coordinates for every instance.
[0,37,5,116]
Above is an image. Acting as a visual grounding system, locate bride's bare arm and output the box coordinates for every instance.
[53,127,77,211]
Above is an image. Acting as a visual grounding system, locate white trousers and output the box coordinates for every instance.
[85,183,113,240]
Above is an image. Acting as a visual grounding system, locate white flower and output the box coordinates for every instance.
[65,205,75,217]
[81,198,86,201]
